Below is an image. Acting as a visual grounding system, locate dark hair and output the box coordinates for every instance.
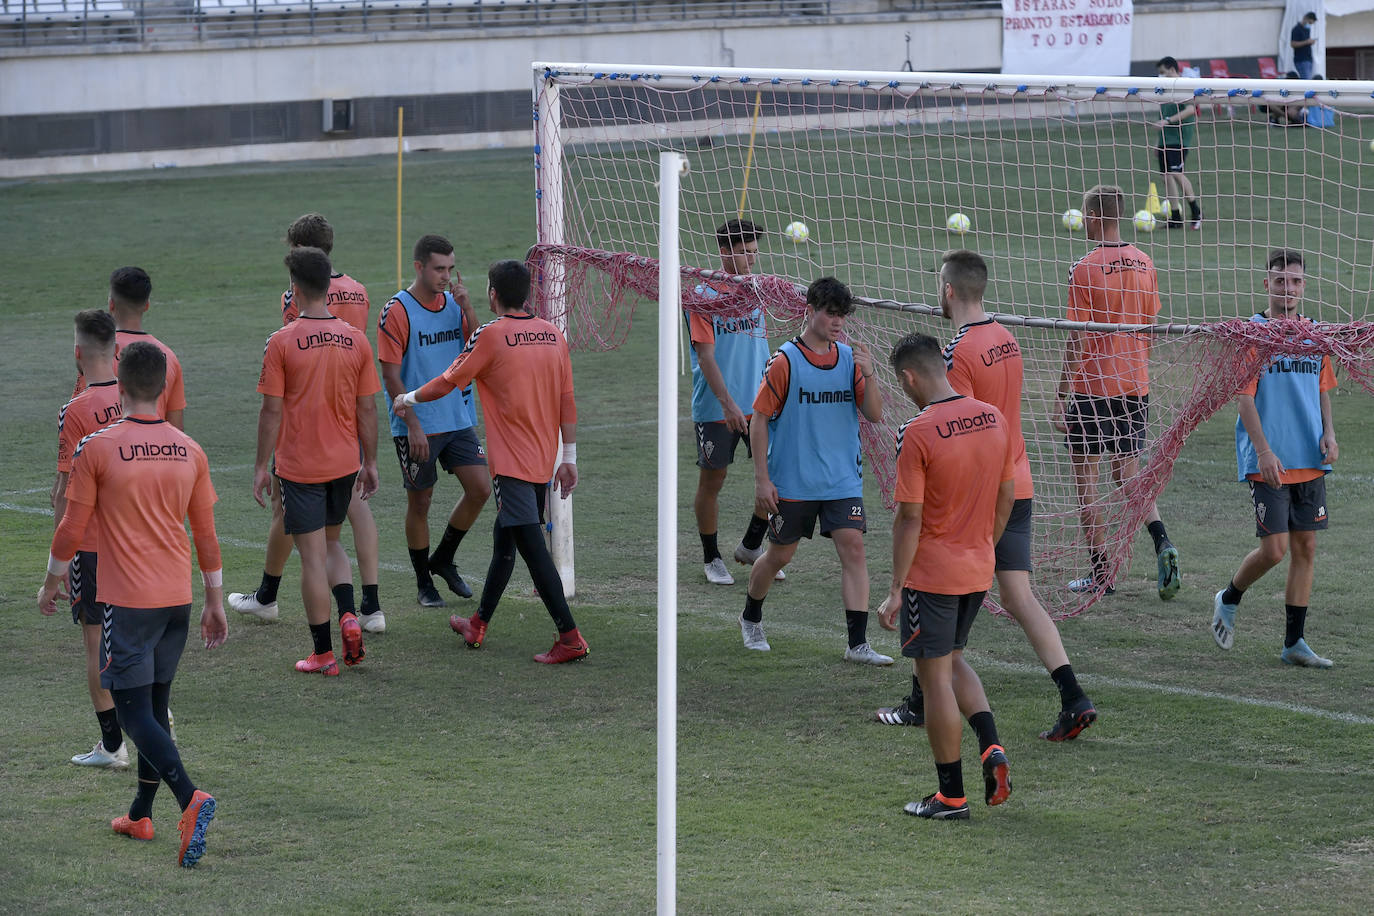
[1267,248,1305,272]
[284,246,333,298]
[716,218,761,251]
[1155,56,1179,71]
[109,267,152,308]
[286,213,334,254]
[1083,184,1125,221]
[413,234,454,264]
[488,259,531,310]
[941,249,989,302]
[1304,11,1317,22]
[74,308,116,351]
[888,332,945,376]
[806,276,855,315]
[117,340,167,402]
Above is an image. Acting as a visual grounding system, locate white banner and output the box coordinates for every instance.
[1002,0,1134,76]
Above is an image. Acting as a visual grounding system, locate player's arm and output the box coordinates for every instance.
[356,392,380,500]
[1237,394,1283,487]
[187,494,227,649]
[52,472,69,528]
[993,478,1015,544]
[879,500,922,631]
[166,408,185,431]
[380,360,433,464]
[38,496,94,615]
[1052,330,1083,432]
[695,341,747,433]
[852,341,882,423]
[749,414,775,517]
[554,352,579,498]
[453,272,478,346]
[1319,388,1338,464]
[253,394,283,508]
[397,340,486,414]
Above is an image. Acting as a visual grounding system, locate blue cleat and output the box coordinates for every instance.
[1157,545,1181,600]
[1280,638,1332,669]
[1211,589,1237,650]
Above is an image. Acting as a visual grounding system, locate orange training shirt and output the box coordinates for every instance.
[56,379,123,553]
[73,329,186,420]
[1066,242,1161,397]
[283,273,370,334]
[944,319,1033,500]
[751,338,867,420]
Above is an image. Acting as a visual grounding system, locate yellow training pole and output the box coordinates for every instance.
[396,106,405,291]
[736,90,764,219]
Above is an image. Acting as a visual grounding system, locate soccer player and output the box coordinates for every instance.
[1153,57,1204,230]
[1212,249,1337,668]
[53,309,127,769]
[686,218,777,585]
[738,277,889,665]
[37,341,226,867]
[1053,184,1180,599]
[255,247,381,676]
[878,333,1015,821]
[876,251,1097,741]
[71,267,186,429]
[229,213,386,633]
[394,259,588,664]
[379,234,491,608]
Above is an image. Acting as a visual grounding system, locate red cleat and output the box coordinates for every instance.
[112,814,154,841]
[295,651,339,676]
[534,628,589,664]
[340,612,365,666]
[449,612,487,649]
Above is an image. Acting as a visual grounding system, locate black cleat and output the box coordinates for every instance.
[417,582,446,608]
[428,559,473,599]
[981,746,1011,806]
[1040,697,1097,742]
[874,696,924,727]
[904,793,970,820]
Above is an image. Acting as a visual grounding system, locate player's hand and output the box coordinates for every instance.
[851,340,876,379]
[877,590,901,631]
[1156,119,1169,129]
[391,393,410,420]
[201,603,228,650]
[1050,397,1068,434]
[1257,449,1285,488]
[754,479,779,518]
[37,576,68,616]
[1321,434,1338,465]
[357,462,380,501]
[452,275,470,310]
[554,462,578,498]
[721,399,748,434]
[406,422,431,463]
[252,466,273,508]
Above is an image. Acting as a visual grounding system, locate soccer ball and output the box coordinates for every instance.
[1133,210,1157,232]
[1159,199,1173,220]
[1061,208,1084,231]
[946,212,971,234]
[783,221,810,243]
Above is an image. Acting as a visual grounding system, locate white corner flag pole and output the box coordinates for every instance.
[657,150,684,916]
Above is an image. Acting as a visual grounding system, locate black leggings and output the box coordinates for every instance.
[478,521,576,633]
[111,681,196,811]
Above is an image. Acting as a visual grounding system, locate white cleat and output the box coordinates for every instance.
[228,591,279,621]
[844,643,894,666]
[705,558,735,585]
[359,611,387,634]
[733,541,785,580]
[71,740,128,769]
[739,615,770,651]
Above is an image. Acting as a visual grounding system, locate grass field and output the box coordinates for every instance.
[1,125,1372,913]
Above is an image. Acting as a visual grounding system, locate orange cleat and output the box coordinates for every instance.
[295,651,339,676]
[111,814,153,841]
[534,628,589,665]
[176,790,216,868]
[340,612,365,666]
[449,612,487,649]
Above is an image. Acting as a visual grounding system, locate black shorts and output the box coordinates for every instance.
[70,550,100,625]
[99,603,191,690]
[695,420,751,470]
[1156,145,1188,173]
[1250,477,1329,537]
[493,475,548,528]
[1065,394,1148,456]
[395,428,487,491]
[280,473,358,535]
[767,497,865,545]
[994,498,1033,572]
[899,588,986,660]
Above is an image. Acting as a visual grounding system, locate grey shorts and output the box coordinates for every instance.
[899,588,986,660]
[99,603,191,690]
[1250,477,1329,537]
[70,550,100,626]
[767,497,865,545]
[994,498,1033,573]
[395,428,487,491]
[493,475,548,528]
[695,420,751,470]
[280,473,357,535]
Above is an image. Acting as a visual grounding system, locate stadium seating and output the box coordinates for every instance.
[1257,56,1279,79]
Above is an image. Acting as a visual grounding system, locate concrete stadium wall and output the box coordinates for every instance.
[0,1,1325,177]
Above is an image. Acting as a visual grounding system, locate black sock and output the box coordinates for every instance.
[512,523,576,632]
[740,515,769,551]
[1147,521,1172,554]
[742,594,764,624]
[909,674,924,708]
[968,710,1001,757]
[430,524,466,567]
[701,532,720,564]
[1189,199,1201,220]
[309,621,332,655]
[935,760,965,802]
[410,547,433,588]
[478,522,517,624]
[844,610,868,649]
[96,706,123,753]
[360,584,380,614]
[1090,550,1109,583]
[1284,604,1307,648]
[332,583,356,621]
[1050,664,1086,709]
[111,684,196,812]
[129,775,160,822]
[257,572,282,606]
[1222,579,1245,607]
